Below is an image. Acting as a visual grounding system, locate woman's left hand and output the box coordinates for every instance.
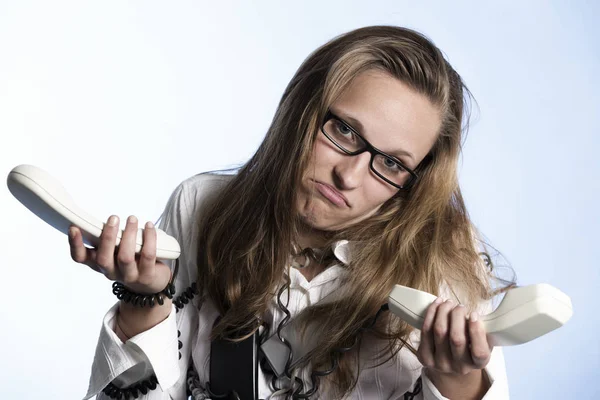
[416,297,492,377]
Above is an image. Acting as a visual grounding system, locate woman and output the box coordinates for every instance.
[71,26,512,399]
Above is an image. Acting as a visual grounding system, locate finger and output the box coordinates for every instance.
[68,226,99,271]
[116,215,139,284]
[417,296,443,369]
[448,304,470,374]
[137,221,157,286]
[432,299,455,372]
[467,312,492,369]
[95,216,120,278]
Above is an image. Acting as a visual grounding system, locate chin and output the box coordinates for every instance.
[299,204,356,232]
[298,204,336,231]
[296,187,367,231]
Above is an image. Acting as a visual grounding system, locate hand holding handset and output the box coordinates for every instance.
[388,283,573,346]
[7,164,180,294]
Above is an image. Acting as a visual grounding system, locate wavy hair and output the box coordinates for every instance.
[195,25,514,397]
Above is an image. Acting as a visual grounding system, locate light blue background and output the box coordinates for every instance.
[1,1,598,398]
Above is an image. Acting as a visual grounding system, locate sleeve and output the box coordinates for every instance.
[419,347,509,399]
[83,303,180,400]
[83,180,200,400]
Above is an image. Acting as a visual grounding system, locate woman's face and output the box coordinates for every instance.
[297,69,442,231]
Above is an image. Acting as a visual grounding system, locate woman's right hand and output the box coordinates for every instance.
[68,215,172,294]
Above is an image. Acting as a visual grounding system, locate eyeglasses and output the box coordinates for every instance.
[320,110,423,190]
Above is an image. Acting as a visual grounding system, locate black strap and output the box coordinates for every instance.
[208,318,260,400]
[404,376,423,399]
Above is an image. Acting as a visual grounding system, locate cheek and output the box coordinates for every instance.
[312,134,343,168]
[313,148,330,172]
[359,181,398,214]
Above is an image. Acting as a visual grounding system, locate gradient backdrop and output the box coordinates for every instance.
[1,1,598,398]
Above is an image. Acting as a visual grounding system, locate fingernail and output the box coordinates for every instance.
[470,312,479,322]
[145,221,154,229]
[434,297,444,304]
[108,216,118,226]
[128,215,137,224]
[68,227,76,239]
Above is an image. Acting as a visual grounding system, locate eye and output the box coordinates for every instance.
[382,157,406,173]
[336,121,353,136]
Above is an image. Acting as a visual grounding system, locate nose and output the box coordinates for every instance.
[332,152,371,190]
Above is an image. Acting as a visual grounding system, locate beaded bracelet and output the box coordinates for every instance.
[112,259,180,307]
[103,374,158,399]
[112,281,176,307]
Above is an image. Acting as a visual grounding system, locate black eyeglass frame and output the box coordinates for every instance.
[320,110,426,190]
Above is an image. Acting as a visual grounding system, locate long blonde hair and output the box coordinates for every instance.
[195,25,513,396]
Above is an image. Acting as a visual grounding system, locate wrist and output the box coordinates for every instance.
[425,368,489,400]
[117,299,173,338]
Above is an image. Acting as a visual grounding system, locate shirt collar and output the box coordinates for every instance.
[332,240,353,265]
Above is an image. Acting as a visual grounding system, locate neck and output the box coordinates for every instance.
[293,223,334,282]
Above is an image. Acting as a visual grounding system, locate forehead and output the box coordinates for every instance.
[330,70,441,160]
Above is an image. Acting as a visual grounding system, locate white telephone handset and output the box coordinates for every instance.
[388,283,572,346]
[7,164,181,260]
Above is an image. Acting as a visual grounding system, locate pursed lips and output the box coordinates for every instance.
[313,180,350,208]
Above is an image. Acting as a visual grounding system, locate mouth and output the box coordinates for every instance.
[313,180,350,208]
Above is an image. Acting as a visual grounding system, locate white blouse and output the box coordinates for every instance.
[83,173,510,399]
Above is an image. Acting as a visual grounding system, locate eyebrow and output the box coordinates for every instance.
[334,110,416,161]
